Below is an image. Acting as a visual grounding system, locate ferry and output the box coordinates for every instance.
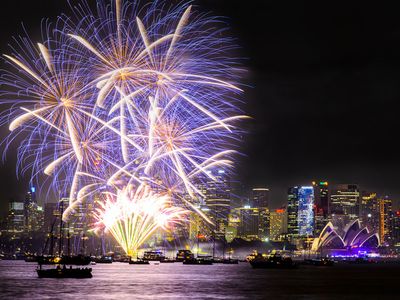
[250,253,298,269]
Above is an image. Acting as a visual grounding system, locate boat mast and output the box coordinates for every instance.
[67,222,71,257]
[197,230,200,258]
[43,218,57,256]
[212,207,216,259]
[58,199,64,256]
[222,227,226,259]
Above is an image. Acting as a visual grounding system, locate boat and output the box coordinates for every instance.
[302,258,334,266]
[183,256,213,265]
[129,258,150,265]
[347,257,377,264]
[36,254,91,266]
[94,256,113,264]
[212,257,224,263]
[24,255,37,263]
[176,250,194,262]
[143,250,166,261]
[250,253,298,269]
[222,258,239,264]
[160,258,175,263]
[62,255,92,265]
[37,265,92,278]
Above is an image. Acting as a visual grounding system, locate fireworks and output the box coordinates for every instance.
[1,0,245,256]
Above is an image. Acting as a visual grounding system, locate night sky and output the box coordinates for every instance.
[1,0,400,214]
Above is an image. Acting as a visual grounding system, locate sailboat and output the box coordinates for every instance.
[36,199,93,278]
[182,231,213,265]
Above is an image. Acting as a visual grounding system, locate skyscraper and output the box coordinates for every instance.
[297,186,315,236]
[287,187,299,238]
[203,169,231,238]
[393,210,400,246]
[378,196,393,245]
[232,206,269,241]
[24,187,43,234]
[251,188,269,208]
[269,208,287,241]
[312,181,329,235]
[360,192,379,233]
[6,200,24,234]
[330,184,360,221]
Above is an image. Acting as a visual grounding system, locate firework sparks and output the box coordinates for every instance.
[94,184,188,257]
[1,0,246,256]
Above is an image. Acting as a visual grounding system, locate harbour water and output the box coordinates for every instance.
[1,260,400,299]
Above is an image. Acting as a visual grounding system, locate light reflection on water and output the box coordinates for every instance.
[1,260,400,299]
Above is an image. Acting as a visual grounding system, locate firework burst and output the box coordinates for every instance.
[1,0,246,256]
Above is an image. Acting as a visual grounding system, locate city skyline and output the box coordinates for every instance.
[0,0,400,213]
[2,0,400,214]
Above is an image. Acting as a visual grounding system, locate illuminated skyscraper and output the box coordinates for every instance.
[312,181,329,235]
[269,208,287,241]
[7,200,25,234]
[232,206,269,241]
[24,187,44,233]
[330,184,360,221]
[203,169,231,238]
[378,196,393,244]
[287,186,315,238]
[298,186,315,236]
[287,187,299,238]
[251,188,269,208]
[393,211,400,246]
[360,192,379,233]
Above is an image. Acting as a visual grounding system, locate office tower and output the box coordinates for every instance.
[287,187,299,238]
[393,211,400,246]
[297,186,315,236]
[25,204,44,234]
[378,196,393,244]
[312,181,329,235]
[44,202,58,234]
[23,187,44,234]
[360,192,379,233]
[269,208,287,241]
[251,188,269,208]
[6,200,25,234]
[329,184,360,222]
[203,169,231,238]
[232,206,269,241]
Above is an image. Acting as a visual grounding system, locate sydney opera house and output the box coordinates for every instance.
[312,219,380,256]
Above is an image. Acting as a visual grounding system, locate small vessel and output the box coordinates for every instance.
[94,256,113,264]
[62,255,92,266]
[348,257,377,264]
[129,258,150,265]
[302,258,334,266]
[143,250,166,261]
[250,253,298,269]
[37,265,92,278]
[24,255,37,263]
[222,258,239,264]
[183,256,213,265]
[160,258,175,263]
[176,250,194,262]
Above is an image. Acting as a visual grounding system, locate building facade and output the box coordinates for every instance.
[269,208,287,241]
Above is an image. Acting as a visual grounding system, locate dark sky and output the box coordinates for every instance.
[1,0,400,213]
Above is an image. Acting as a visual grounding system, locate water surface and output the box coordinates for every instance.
[1,260,399,299]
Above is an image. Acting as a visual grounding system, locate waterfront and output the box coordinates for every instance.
[1,261,400,299]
